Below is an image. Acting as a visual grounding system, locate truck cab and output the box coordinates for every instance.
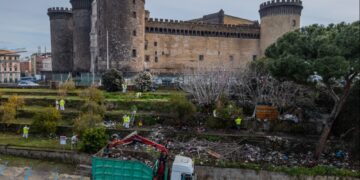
[171,155,196,180]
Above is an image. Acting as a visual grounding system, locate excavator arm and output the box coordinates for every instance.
[109,132,169,154]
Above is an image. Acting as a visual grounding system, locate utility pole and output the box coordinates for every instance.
[106,30,109,70]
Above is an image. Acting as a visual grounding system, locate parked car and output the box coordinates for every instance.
[17,80,39,87]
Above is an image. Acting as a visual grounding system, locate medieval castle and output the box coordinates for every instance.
[48,0,303,75]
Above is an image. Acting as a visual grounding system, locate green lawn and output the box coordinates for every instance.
[0,133,77,150]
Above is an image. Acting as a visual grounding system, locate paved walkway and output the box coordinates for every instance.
[0,166,89,180]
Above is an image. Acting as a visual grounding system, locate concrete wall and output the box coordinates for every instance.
[195,166,359,180]
[144,33,260,74]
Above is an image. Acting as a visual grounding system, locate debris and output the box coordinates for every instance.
[207,150,222,159]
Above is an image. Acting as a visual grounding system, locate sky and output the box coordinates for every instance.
[0,0,358,58]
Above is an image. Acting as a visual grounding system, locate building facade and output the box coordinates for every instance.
[20,60,32,76]
[48,0,303,75]
[0,50,21,83]
[31,52,53,75]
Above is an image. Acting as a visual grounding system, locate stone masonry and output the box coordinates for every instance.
[48,0,303,75]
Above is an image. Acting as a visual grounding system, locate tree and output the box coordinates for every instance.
[265,22,360,159]
[31,107,61,136]
[181,66,232,108]
[235,60,307,115]
[74,114,103,136]
[58,78,76,97]
[74,86,106,135]
[102,69,124,92]
[168,95,196,126]
[1,95,25,126]
[134,71,153,92]
[80,128,107,153]
[80,86,105,105]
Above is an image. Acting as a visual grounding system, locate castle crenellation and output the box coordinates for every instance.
[48,0,303,75]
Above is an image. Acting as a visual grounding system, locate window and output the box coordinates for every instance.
[145,41,148,50]
[133,0,136,4]
[229,55,234,61]
[132,49,137,58]
[292,20,296,27]
[253,55,257,61]
[154,42,158,47]
[133,30,137,36]
[199,55,204,61]
[155,57,158,63]
[132,12,137,18]
[145,55,150,62]
[162,51,165,55]
[155,51,158,55]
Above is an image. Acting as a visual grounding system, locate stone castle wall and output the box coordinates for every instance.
[259,0,303,55]
[48,7,74,73]
[70,0,92,73]
[144,33,260,74]
[95,0,145,73]
[48,0,303,75]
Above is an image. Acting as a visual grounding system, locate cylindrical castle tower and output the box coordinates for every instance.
[259,0,303,55]
[70,0,92,73]
[48,7,74,73]
[96,0,145,74]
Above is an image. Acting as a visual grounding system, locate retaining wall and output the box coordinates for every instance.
[0,145,91,165]
[195,166,359,180]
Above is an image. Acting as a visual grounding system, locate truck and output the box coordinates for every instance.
[92,132,196,180]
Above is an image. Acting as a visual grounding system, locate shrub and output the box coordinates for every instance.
[74,113,103,136]
[102,69,124,92]
[31,107,61,136]
[80,101,106,117]
[1,104,16,126]
[58,79,76,97]
[80,128,107,153]
[168,95,196,126]
[81,86,105,104]
[1,95,25,125]
[206,97,243,129]
[134,71,153,92]
[7,95,25,110]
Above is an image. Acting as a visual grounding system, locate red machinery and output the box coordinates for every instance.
[108,132,169,180]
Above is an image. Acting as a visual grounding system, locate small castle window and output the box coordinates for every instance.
[155,57,158,63]
[145,55,150,62]
[132,12,137,18]
[132,49,137,58]
[155,51,158,55]
[229,55,234,61]
[145,41,148,50]
[253,55,257,61]
[162,51,165,55]
[133,0,136,4]
[199,55,204,61]
[292,20,296,27]
[154,42,158,47]
[133,30,137,36]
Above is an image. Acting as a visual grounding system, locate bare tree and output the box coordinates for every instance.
[235,64,306,116]
[180,66,232,107]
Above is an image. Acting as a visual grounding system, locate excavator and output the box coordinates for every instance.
[93,132,195,180]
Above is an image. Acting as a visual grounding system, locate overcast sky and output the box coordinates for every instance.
[0,0,358,57]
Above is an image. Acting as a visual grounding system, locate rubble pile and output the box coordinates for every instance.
[100,127,357,170]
